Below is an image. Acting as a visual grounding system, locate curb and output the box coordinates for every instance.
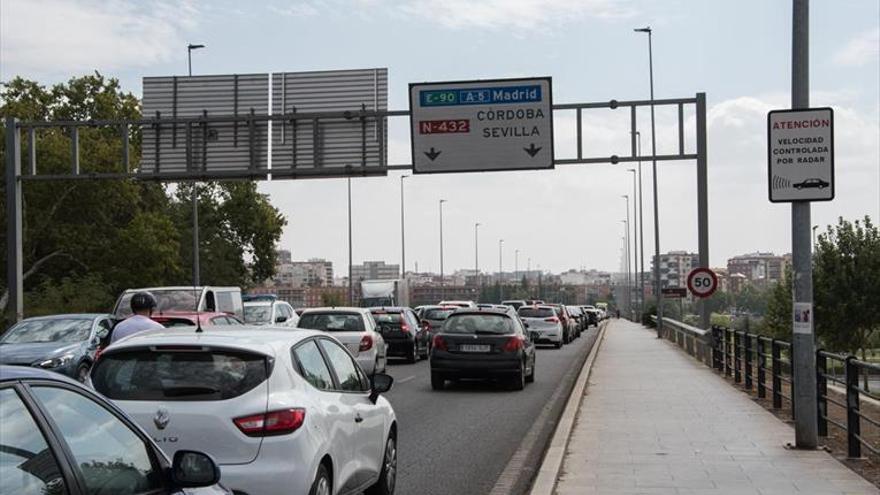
[528,320,609,495]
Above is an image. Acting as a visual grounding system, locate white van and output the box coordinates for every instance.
[113,286,244,321]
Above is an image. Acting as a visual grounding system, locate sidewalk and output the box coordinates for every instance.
[552,319,879,495]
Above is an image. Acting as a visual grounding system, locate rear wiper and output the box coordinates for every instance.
[163,386,220,397]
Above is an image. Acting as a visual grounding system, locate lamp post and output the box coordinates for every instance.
[634,26,662,337]
[634,131,646,322]
[621,216,631,317]
[439,199,447,287]
[187,43,205,286]
[400,175,409,278]
[499,239,504,302]
[475,222,481,285]
[626,170,638,313]
[347,177,353,305]
[515,249,520,287]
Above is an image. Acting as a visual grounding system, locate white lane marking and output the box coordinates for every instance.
[398,375,417,384]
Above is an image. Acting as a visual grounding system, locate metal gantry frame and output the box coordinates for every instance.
[5,93,709,326]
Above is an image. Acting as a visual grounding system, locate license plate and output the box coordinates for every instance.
[459,344,490,352]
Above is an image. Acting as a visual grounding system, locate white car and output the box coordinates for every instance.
[517,305,565,348]
[297,307,388,375]
[244,298,299,327]
[90,328,398,495]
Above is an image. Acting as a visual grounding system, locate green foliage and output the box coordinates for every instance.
[814,216,880,354]
[760,266,793,340]
[321,291,345,307]
[1,74,285,324]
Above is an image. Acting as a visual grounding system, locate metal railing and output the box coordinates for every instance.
[653,318,880,459]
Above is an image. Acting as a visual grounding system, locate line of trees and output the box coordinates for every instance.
[0,74,286,327]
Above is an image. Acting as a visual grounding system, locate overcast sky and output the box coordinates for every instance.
[2,0,878,275]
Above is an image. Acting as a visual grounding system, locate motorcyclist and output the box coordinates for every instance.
[109,292,165,344]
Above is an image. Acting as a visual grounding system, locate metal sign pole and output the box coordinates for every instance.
[696,93,710,329]
[791,0,818,449]
[5,117,23,323]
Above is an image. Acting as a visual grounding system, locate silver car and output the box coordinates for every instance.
[517,305,564,348]
[297,307,388,375]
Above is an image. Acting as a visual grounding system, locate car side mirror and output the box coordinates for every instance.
[276,315,288,323]
[369,373,394,404]
[171,450,221,488]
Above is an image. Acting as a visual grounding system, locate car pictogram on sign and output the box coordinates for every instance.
[792,178,830,190]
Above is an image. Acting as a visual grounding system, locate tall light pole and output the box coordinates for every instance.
[515,249,520,286]
[621,234,628,315]
[622,195,631,317]
[499,239,504,301]
[635,131,646,322]
[635,26,662,337]
[187,43,205,286]
[791,0,817,449]
[474,222,481,283]
[439,199,447,287]
[347,177,353,305]
[400,175,409,278]
[626,170,638,313]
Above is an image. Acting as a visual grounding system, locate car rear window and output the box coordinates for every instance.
[298,313,365,332]
[443,314,514,335]
[370,312,402,326]
[518,307,555,318]
[92,348,268,401]
[424,309,454,320]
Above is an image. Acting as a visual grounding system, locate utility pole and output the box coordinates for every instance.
[791,0,818,450]
[475,222,481,285]
[187,43,205,287]
[400,175,408,278]
[439,199,447,287]
[636,132,646,323]
[627,169,639,315]
[348,177,354,305]
[499,239,504,302]
[515,249,520,287]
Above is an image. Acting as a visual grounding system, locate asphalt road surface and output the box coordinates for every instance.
[382,325,601,495]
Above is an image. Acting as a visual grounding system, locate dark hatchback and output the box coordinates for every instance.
[0,365,228,495]
[419,306,457,334]
[430,307,536,391]
[370,306,431,363]
[0,314,115,382]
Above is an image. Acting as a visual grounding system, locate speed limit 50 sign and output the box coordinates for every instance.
[687,268,718,298]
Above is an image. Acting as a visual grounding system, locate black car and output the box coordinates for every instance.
[419,305,458,335]
[370,306,431,363]
[0,365,228,495]
[0,314,115,382]
[430,307,536,391]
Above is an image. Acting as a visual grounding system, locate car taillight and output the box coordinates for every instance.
[544,317,560,323]
[501,337,524,353]
[359,335,373,352]
[400,323,410,334]
[234,408,306,437]
[433,335,448,351]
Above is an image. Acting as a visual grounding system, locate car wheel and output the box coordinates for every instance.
[555,341,563,349]
[309,463,331,495]
[431,372,445,390]
[510,364,525,391]
[366,433,397,495]
[526,362,535,383]
[75,363,91,383]
[406,343,418,364]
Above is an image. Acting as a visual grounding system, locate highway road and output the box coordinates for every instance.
[382,324,602,495]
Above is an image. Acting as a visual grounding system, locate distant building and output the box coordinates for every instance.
[651,250,699,289]
[351,261,400,281]
[277,249,292,264]
[274,258,334,288]
[727,252,788,287]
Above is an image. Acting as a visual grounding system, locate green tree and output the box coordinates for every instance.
[814,217,880,363]
[761,267,792,340]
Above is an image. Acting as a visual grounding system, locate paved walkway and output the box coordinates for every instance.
[554,319,879,495]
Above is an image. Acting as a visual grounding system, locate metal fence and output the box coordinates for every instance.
[652,317,880,459]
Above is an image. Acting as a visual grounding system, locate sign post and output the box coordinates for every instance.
[409,77,553,174]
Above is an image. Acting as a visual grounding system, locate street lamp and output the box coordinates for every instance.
[348,177,354,305]
[621,216,631,317]
[634,26,662,337]
[439,199,447,287]
[475,222,481,284]
[187,43,205,287]
[499,239,504,301]
[400,175,409,278]
[515,249,520,286]
[633,131,646,321]
[626,170,638,312]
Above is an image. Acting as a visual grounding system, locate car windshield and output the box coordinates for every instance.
[298,313,365,332]
[443,314,514,335]
[371,312,402,327]
[424,308,455,320]
[244,304,272,324]
[1,318,92,344]
[92,349,268,401]
[116,289,200,318]
[518,307,555,318]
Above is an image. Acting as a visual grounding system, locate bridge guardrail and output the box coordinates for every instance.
[652,316,879,459]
